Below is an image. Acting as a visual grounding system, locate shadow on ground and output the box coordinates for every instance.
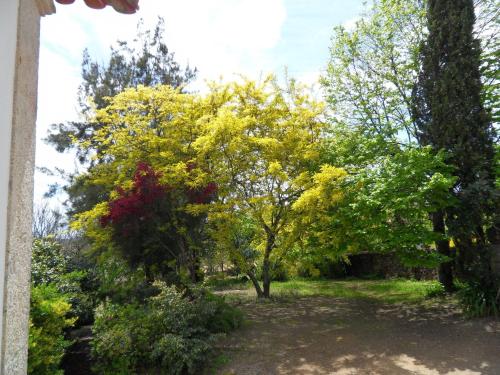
[216,296,500,375]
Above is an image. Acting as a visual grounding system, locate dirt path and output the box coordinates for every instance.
[216,296,500,375]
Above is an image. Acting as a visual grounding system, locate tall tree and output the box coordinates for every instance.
[412,0,497,291]
[323,0,498,291]
[194,77,346,298]
[321,0,456,279]
[475,0,500,126]
[71,85,209,284]
[72,79,346,297]
[322,0,427,148]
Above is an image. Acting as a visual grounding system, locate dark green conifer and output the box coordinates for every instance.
[412,0,497,291]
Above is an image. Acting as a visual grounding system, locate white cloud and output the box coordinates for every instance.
[342,16,360,32]
[35,0,287,202]
[45,0,287,82]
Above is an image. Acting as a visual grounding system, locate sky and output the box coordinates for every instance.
[35,0,364,206]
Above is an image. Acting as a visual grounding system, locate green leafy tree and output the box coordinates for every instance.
[299,147,455,268]
[322,0,427,146]
[412,0,497,291]
[321,0,454,274]
[475,0,500,126]
[322,0,498,290]
[322,0,498,143]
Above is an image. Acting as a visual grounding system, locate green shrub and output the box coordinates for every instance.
[256,260,289,282]
[28,285,75,375]
[92,283,243,374]
[32,237,95,326]
[91,303,149,374]
[31,238,68,285]
[425,282,446,298]
[95,253,149,304]
[458,280,500,318]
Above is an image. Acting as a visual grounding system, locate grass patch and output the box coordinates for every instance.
[214,278,444,304]
[206,353,231,375]
[203,275,250,291]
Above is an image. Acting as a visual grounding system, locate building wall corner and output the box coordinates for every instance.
[1,0,42,373]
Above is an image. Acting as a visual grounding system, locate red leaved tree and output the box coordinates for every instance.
[101,162,216,282]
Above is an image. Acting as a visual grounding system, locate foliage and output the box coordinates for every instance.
[322,0,498,295]
[92,250,154,305]
[476,0,500,126]
[71,77,342,297]
[203,274,250,290]
[207,215,262,291]
[100,162,175,280]
[91,283,242,375]
[28,285,75,375]
[46,18,196,165]
[29,239,95,373]
[413,0,497,292]
[322,0,427,145]
[458,279,500,317]
[31,238,69,286]
[192,77,345,297]
[98,162,215,282]
[44,18,196,218]
[71,84,210,283]
[70,84,215,281]
[320,0,454,272]
[31,238,94,324]
[322,0,498,143]
[316,147,454,267]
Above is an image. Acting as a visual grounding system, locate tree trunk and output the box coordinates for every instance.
[188,256,201,283]
[144,266,154,284]
[261,232,275,298]
[433,210,454,292]
[182,238,198,283]
[262,256,271,298]
[247,271,264,298]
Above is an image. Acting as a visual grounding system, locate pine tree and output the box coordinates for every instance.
[413,0,497,291]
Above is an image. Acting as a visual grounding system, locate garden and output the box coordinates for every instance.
[30,0,499,374]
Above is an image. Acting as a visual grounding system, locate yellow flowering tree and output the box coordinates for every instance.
[193,77,346,297]
[71,85,212,282]
[71,78,347,297]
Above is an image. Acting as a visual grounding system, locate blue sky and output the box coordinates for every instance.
[274,0,363,79]
[35,0,364,204]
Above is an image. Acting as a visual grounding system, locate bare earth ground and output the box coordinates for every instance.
[215,295,500,375]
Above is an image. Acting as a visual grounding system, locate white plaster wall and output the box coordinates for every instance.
[0,0,20,362]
